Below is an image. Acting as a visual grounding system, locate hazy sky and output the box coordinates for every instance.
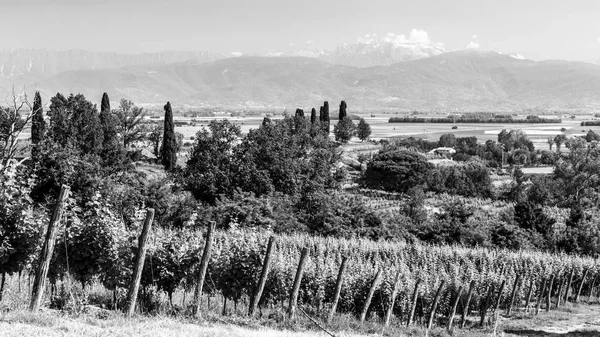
[2,0,600,61]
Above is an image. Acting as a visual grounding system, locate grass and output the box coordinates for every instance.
[3,304,600,337]
[2,273,600,337]
[0,309,494,337]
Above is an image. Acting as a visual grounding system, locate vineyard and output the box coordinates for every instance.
[7,204,600,335]
[198,228,600,327]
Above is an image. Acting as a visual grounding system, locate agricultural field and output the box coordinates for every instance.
[17,112,600,150]
[170,114,600,151]
[3,228,600,336]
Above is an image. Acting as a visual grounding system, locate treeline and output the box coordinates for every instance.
[581,121,600,126]
[389,116,562,123]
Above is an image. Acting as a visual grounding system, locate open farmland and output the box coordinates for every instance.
[170,114,600,150]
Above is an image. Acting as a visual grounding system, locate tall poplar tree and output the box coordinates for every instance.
[310,108,317,124]
[161,101,177,171]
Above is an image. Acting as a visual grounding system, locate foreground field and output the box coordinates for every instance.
[2,304,600,337]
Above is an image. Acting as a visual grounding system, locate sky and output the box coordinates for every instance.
[1,0,600,61]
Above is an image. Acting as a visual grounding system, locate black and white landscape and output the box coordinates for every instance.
[2,1,600,337]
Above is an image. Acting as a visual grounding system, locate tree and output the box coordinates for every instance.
[553,139,600,207]
[320,101,330,134]
[236,116,340,196]
[356,118,371,141]
[33,93,111,202]
[295,108,304,118]
[438,133,456,147]
[99,93,120,155]
[161,102,177,171]
[46,93,103,155]
[115,99,146,148]
[547,137,554,151]
[146,124,161,159]
[310,108,316,124]
[30,91,45,158]
[363,150,433,192]
[31,91,45,145]
[513,201,556,250]
[554,134,567,153]
[333,116,355,143]
[101,92,110,115]
[182,120,241,204]
[1,88,35,171]
[584,130,600,142]
[0,163,46,298]
[339,100,347,120]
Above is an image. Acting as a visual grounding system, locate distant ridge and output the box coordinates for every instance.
[0,49,227,77]
[2,50,600,111]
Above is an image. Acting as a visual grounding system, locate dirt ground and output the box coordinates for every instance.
[502,304,600,336]
[2,303,600,337]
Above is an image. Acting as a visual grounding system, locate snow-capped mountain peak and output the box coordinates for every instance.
[317,30,447,67]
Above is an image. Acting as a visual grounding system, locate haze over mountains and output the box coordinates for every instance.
[2,45,600,111]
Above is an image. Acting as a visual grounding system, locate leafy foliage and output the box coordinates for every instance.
[356,118,371,141]
[333,116,356,143]
[363,150,433,192]
[115,99,146,148]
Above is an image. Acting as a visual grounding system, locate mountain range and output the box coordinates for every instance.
[2,47,600,111]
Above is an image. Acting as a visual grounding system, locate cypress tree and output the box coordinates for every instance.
[310,108,317,124]
[101,92,110,115]
[339,100,347,120]
[322,101,330,133]
[31,91,45,146]
[161,101,177,171]
[99,92,119,150]
[295,108,304,118]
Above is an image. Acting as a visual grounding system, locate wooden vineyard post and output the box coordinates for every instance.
[447,286,463,332]
[126,209,155,317]
[587,274,598,303]
[555,277,564,309]
[328,256,348,323]
[506,274,521,316]
[427,280,446,331]
[546,275,555,312]
[407,279,421,326]
[359,269,382,323]
[384,270,402,327]
[194,221,215,317]
[30,185,70,312]
[492,280,506,316]
[249,236,275,316]
[535,278,547,315]
[524,279,534,313]
[564,269,574,303]
[480,284,495,327]
[288,247,309,319]
[574,269,588,303]
[460,280,475,328]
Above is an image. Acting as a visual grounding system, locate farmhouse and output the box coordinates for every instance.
[428,147,456,156]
